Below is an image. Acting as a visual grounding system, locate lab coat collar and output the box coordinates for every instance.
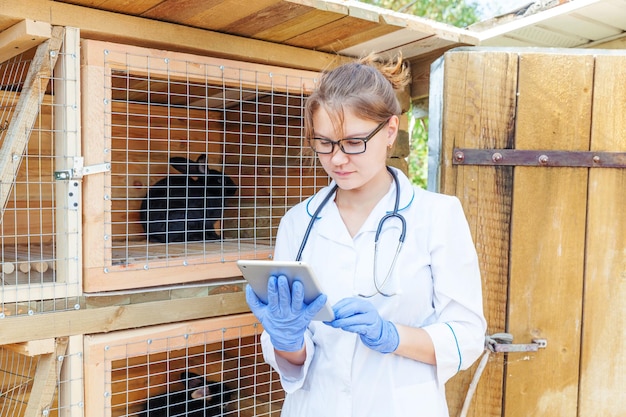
[304,167,415,235]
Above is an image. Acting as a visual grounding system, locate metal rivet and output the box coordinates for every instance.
[492,152,503,162]
[538,155,549,164]
[454,151,465,162]
[593,155,600,163]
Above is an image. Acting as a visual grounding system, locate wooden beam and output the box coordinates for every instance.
[0,292,249,344]
[24,337,69,417]
[0,25,63,217]
[0,19,50,63]
[2,339,56,356]
[0,0,348,71]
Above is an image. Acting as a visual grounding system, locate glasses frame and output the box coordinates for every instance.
[310,119,389,155]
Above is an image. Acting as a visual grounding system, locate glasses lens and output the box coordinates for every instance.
[311,139,334,154]
[340,139,367,154]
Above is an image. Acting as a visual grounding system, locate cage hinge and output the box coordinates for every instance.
[453,148,626,168]
[54,157,111,180]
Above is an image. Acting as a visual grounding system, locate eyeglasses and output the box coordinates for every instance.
[310,119,388,155]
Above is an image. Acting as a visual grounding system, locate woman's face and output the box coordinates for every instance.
[312,108,398,192]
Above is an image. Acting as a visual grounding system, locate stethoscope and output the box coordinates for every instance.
[295,166,406,297]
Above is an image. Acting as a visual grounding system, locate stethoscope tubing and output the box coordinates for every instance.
[296,167,406,297]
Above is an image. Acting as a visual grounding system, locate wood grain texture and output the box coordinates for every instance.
[441,50,517,417]
[578,54,626,417]
[505,52,593,417]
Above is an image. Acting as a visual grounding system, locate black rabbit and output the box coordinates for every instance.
[139,155,237,243]
[139,371,233,417]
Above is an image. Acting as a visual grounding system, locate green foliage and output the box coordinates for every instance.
[359,0,481,27]
[407,111,429,189]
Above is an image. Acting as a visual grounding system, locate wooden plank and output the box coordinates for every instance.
[255,8,342,42]
[504,52,593,417]
[80,43,110,277]
[232,3,316,40]
[578,54,626,417]
[439,50,468,195]
[0,0,347,72]
[0,19,50,64]
[2,339,56,356]
[441,50,517,417]
[24,337,68,417]
[0,292,249,345]
[83,250,257,292]
[0,26,63,218]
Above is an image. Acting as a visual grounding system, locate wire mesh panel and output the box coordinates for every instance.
[84,314,282,417]
[0,337,84,417]
[81,40,327,292]
[0,27,81,315]
[0,345,37,416]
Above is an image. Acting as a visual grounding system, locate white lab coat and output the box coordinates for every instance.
[262,167,487,417]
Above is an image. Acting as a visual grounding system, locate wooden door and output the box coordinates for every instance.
[430,48,626,417]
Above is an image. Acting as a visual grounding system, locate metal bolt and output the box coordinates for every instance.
[454,151,465,162]
[538,155,549,164]
[492,152,503,163]
[593,155,600,163]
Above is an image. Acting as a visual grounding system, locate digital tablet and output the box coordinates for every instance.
[236,259,334,321]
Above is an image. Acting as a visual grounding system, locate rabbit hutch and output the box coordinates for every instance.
[1,1,626,417]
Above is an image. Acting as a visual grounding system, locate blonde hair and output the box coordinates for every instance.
[304,53,410,142]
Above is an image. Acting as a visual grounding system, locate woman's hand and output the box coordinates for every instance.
[246,275,327,352]
[326,297,399,354]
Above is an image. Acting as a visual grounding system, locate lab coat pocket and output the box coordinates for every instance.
[393,380,448,416]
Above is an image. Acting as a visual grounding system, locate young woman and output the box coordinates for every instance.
[246,54,487,416]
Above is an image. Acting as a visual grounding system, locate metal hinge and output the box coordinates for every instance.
[453,148,626,168]
[54,157,111,180]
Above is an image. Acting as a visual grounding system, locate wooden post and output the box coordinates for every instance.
[54,26,82,289]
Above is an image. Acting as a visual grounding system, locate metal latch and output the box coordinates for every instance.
[54,157,110,180]
[486,333,548,353]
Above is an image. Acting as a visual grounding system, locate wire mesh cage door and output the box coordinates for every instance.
[81,40,328,292]
[84,314,282,417]
[0,26,82,316]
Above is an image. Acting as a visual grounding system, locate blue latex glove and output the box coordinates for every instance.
[246,275,328,352]
[326,297,399,354]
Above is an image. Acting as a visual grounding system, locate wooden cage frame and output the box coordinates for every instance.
[83,313,281,417]
[80,40,324,293]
